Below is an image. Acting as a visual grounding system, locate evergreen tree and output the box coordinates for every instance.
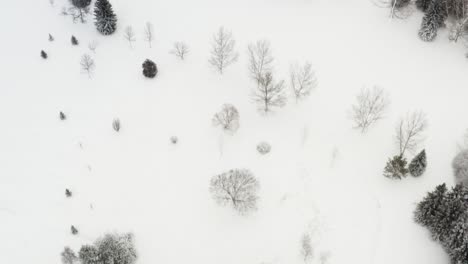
[71,225,78,235]
[65,188,72,197]
[443,212,468,264]
[94,0,117,35]
[383,155,409,179]
[48,34,54,42]
[60,111,67,120]
[71,35,79,45]
[418,0,448,42]
[416,0,433,12]
[142,59,158,78]
[414,183,448,227]
[41,50,48,59]
[409,149,427,177]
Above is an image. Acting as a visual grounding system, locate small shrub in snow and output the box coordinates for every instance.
[383,155,408,179]
[78,245,100,264]
[453,149,468,186]
[257,142,271,155]
[49,34,54,41]
[300,233,313,262]
[112,119,121,132]
[61,247,77,264]
[170,136,178,144]
[142,59,158,78]
[71,225,78,235]
[212,104,240,134]
[60,111,67,120]
[65,188,72,197]
[41,50,48,59]
[170,42,189,60]
[71,36,79,45]
[210,169,260,213]
[409,149,427,177]
[94,0,117,35]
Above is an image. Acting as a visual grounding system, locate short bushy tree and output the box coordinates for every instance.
[78,233,137,264]
[71,36,79,45]
[142,59,157,78]
[409,149,427,177]
[383,155,408,179]
[78,245,100,264]
[94,0,117,35]
[212,104,240,134]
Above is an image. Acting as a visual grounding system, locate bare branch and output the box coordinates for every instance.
[247,40,274,85]
[350,86,390,132]
[395,111,428,156]
[210,169,259,213]
[208,27,239,74]
[170,41,189,60]
[123,26,136,48]
[80,54,95,78]
[290,62,317,102]
[252,72,287,113]
[212,104,240,134]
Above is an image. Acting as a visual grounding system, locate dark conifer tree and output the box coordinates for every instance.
[71,225,79,235]
[418,0,448,42]
[48,34,54,42]
[383,155,409,179]
[414,183,448,227]
[409,149,427,177]
[71,35,79,45]
[142,59,158,78]
[60,111,67,120]
[41,50,48,59]
[65,189,72,197]
[94,0,117,35]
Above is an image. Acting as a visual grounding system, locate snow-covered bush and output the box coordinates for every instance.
[71,36,79,45]
[257,142,271,155]
[142,59,158,78]
[210,169,259,213]
[94,0,117,35]
[453,149,468,186]
[78,233,137,264]
[170,136,178,144]
[383,155,408,179]
[48,34,54,41]
[409,149,427,177]
[112,118,121,132]
[61,247,77,264]
[212,104,240,134]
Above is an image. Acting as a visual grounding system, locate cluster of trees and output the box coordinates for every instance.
[383,111,428,179]
[61,233,137,264]
[414,183,468,263]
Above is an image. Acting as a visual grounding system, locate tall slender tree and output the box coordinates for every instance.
[94,0,117,35]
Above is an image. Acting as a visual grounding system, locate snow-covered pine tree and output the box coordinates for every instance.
[443,212,468,264]
[71,225,78,235]
[41,50,48,59]
[94,0,117,35]
[414,183,448,227]
[418,0,448,42]
[409,149,427,177]
[71,35,79,45]
[60,111,66,120]
[48,34,54,42]
[383,155,409,179]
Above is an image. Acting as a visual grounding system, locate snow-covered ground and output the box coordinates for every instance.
[1,0,468,263]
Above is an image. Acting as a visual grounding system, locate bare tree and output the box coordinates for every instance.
[170,42,189,60]
[68,6,90,23]
[208,27,239,74]
[252,72,287,113]
[247,40,274,85]
[290,62,317,102]
[212,104,240,134]
[350,86,390,133]
[88,40,98,53]
[112,118,121,132]
[301,233,313,263]
[80,54,95,78]
[372,0,413,19]
[123,26,136,48]
[395,111,428,156]
[144,22,154,48]
[210,169,259,213]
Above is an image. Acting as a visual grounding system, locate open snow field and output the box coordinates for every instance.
[2,0,468,263]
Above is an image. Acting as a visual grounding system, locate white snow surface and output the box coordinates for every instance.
[1,0,467,264]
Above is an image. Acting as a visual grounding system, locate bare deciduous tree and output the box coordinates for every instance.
[372,0,413,19]
[247,40,274,85]
[88,40,98,53]
[144,22,154,48]
[210,169,259,213]
[395,111,428,156]
[252,72,287,113]
[290,62,317,102]
[208,27,239,74]
[170,42,189,60]
[80,54,95,78]
[350,86,390,133]
[301,233,313,263]
[68,6,90,23]
[212,104,240,133]
[123,26,136,48]
[112,118,121,132]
